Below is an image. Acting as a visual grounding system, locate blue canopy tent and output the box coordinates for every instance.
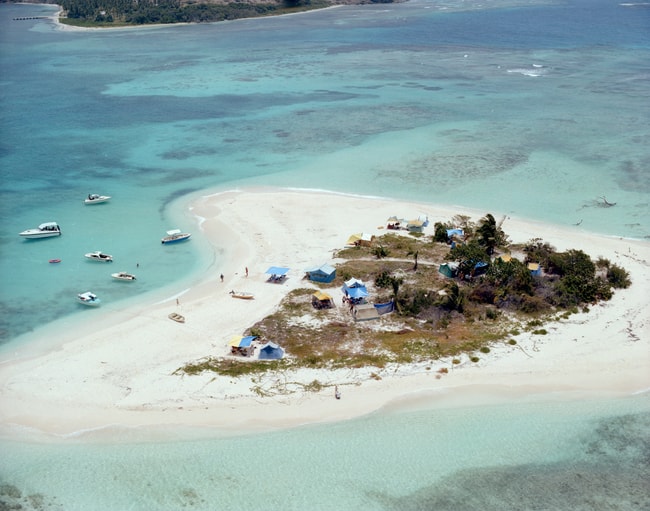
[305,263,336,283]
[259,342,284,360]
[346,286,368,299]
[265,266,289,283]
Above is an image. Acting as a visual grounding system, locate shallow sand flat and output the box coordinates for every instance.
[0,188,648,440]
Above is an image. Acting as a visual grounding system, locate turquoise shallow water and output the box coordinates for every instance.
[1,393,648,510]
[1,1,649,508]
[1,0,649,343]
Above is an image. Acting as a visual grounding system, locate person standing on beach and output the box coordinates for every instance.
[245,267,249,277]
[220,274,224,282]
[335,386,341,400]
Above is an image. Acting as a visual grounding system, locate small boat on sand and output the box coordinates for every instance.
[78,291,101,306]
[168,312,185,323]
[85,251,113,262]
[84,194,111,205]
[230,290,255,300]
[112,271,136,281]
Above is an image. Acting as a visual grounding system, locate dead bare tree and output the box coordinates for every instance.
[599,195,616,207]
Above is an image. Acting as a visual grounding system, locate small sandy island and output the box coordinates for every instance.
[0,188,648,441]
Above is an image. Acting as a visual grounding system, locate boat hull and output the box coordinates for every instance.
[20,229,61,239]
[161,234,191,244]
[112,272,136,281]
[84,195,111,205]
[230,292,255,300]
[85,252,113,262]
[77,292,100,306]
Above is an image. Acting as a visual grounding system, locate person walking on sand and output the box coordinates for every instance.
[335,385,341,400]
[220,273,224,282]
[245,266,249,277]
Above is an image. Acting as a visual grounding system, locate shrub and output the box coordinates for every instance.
[607,264,631,288]
[479,347,490,354]
[470,356,480,363]
[507,339,517,345]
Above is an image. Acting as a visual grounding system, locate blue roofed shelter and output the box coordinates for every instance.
[342,278,368,302]
[305,263,336,283]
[265,266,289,283]
[259,342,284,360]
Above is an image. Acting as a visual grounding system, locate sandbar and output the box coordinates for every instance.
[0,188,648,441]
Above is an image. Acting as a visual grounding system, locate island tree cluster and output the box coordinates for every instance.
[46,0,394,26]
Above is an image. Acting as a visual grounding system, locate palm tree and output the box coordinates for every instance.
[477,213,497,255]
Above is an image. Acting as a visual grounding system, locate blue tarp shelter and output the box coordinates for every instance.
[374,301,395,315]
[342,277,368,301]
[346,286,368,299]
[305,263,336,283]
[228,335,257,348]
[473,261,489,276]
[259,342,284,360]
[266,266,289,283]
[447,228,464,238]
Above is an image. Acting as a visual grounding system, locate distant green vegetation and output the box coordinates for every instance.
[52,0,394,26]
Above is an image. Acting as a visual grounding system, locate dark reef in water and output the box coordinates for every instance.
[373,412,650,511]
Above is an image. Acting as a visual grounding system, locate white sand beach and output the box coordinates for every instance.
[0,188,648,440]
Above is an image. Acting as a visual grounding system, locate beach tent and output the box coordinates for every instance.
[344,278,365,289]
[343,277,368,300]
[265,266,289,283]
[305,263,336,283]
[346,286,368,299]
[473,261,489,276]
[439,262,459,278]
[386,216,403,230]
[528,262,542,276]
[406,219,425,233]
[446,228,464,239]
[259,342,284,360]
[228,335,257,348]
[346,233,374,247]
[499,254,513,263]
[353,304,380,321]
[312,291,334,309]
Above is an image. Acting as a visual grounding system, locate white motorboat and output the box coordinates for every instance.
[85,251,113,262]
[19,222,61,239]
[78,291,101,306]
[84,194,111,205]
[161,229,191,244]
[112,271,136,281]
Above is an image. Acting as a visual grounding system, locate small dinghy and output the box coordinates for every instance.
[230,290,255,300]
[168,312,185,323]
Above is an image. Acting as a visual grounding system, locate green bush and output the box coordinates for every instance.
[607,264,631,288]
